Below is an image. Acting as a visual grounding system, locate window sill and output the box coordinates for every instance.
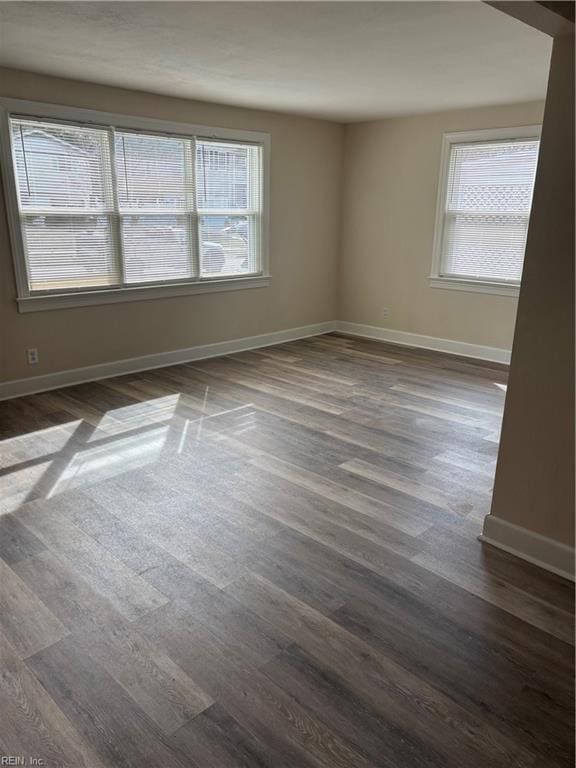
[17,275,271,313]
[429,276,520,298]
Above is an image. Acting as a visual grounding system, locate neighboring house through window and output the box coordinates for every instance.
[430,125,540,297]
[0,99,270,311]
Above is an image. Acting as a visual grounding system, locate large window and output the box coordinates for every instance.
[430,126,540,297]
[0,100,269,311]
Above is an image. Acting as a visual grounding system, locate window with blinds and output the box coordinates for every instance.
[8,115,264,294]
[434,131,539,290]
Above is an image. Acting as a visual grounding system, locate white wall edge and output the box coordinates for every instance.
[480,514,575,582]
[0,321,337,401]
[335,321,511,364]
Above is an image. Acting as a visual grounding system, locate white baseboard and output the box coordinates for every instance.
[480,514,575,581]
[0,319,511,401]
[0,321,337,401]
[335,321,511,365]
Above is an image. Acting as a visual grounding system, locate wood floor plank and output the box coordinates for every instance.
[251,526,573,700]
[104,496,250,588]
[339,457,478,515]
[141,565,292,668]
[73,618,213,734]
[0,558,68,658]
[229,469,423,566]
[171,703,295,768]
[228,352,356,399]
[243,542,348,616]
[261,645,441,768]
[226,573,539,768]
[0,512,46,564]
[0,333,572,767]
[63,492,178,576]
[250,453,432,536]
[26,637,191,768]
[237,464,422,557]
[412,549,574,644]
[389,381,504,415]
[417,520,575,614]
[190,358,348,415]
[137,601,376,768]
[0,633,108,768]
[17,500,169,622]
[14,549,144,635]
[333,598,572,767]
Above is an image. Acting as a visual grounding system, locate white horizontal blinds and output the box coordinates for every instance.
[10,117,117,291]
[196,140,262,277]
[442,139,539,283]
[114,131,196,284]
[9,116,265,294]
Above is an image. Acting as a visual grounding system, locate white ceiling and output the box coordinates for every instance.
[0,2,552,122]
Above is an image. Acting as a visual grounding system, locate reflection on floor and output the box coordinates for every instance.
[0,333,573,768]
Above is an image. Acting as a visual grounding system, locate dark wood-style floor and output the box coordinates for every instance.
[0,333,573,768]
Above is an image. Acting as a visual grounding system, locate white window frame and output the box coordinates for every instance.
[429,125,541,298]
[0,98,271,312]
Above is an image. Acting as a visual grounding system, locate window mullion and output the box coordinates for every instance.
[107,127,125,287]
[7,108,267,300]
[186,137,200,280]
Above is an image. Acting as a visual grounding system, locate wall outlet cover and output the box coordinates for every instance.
[26,348,39,365]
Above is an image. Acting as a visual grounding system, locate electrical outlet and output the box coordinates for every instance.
[381,306,390,319]
[26,348,39,365]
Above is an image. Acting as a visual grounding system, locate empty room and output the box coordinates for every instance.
[0,2,574,767]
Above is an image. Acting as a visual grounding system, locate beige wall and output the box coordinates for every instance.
[488,31,575,547]
[339,101,545,350]
[0,68,550,386]
[0,68,343,382]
